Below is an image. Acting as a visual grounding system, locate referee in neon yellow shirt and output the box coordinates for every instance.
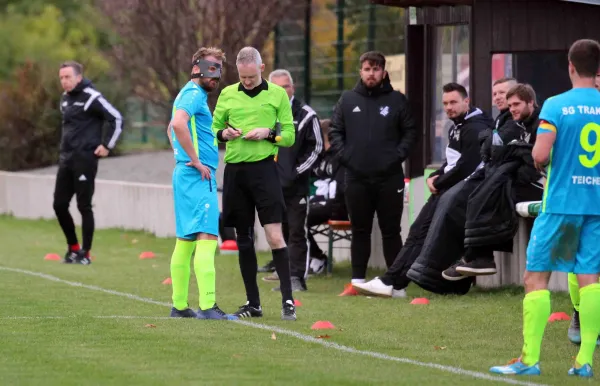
[212,46,297,321]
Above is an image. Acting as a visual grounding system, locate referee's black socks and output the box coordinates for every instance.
[272,247,293,303]
[237,228,261,308]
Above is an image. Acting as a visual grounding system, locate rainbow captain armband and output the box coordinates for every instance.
[538,120,556,133]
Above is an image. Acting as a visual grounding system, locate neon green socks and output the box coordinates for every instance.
[576,283,600,367]
[194,240,218,311]
[568,273,580,312]
[170,239,196,310]
[521,289,551,366]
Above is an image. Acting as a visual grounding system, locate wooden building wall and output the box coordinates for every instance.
[471,0,600,111]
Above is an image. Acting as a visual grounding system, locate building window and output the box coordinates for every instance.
[429,24,470,166]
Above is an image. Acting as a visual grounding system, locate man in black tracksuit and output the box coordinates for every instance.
[55,61,123,265]
[329,51,417,286]
[352,82,493,297]
[259,69,323,291]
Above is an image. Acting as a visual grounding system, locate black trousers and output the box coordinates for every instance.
[283,194,309,278]
[418,176,483,268]
[345,172,404,280]
[380,193,440,289]
[53,158,98,251]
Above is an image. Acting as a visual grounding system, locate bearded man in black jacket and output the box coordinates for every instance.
[329,51,417,291]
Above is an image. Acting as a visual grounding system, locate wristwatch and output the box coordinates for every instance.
[266,129,281,143]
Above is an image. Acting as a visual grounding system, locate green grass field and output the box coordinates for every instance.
[0,216,596,385]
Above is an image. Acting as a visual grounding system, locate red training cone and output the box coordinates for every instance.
[44,253,61,261]
[311,321,336,330]
[410,298,430,305]
[220,240,238,255]
[139,251,155,259]
[294,299,302,307]
[548,312,570,322]
[162,277,172,285]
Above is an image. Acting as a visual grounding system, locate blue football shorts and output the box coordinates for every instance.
[526,212,600,274]
[172,163,219,240]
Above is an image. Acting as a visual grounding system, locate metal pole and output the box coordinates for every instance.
[304,0,312,104]
[336,0,345,93]
[367,2,376,51]
[274,23,280,70]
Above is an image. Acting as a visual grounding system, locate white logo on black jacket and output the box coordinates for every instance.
[444,108,484,173]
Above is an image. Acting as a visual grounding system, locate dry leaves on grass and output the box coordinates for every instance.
[434,346,447,350]
[316,335,331,339]
[145,324,157,328]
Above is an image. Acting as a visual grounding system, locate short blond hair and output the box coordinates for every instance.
[236,46,262,66]
[192,47,226,63]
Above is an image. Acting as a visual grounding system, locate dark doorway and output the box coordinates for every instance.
[513,51,571,107]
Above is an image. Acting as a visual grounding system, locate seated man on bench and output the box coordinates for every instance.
[306,119,348,275]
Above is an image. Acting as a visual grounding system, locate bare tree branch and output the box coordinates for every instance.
[98,0,294,110]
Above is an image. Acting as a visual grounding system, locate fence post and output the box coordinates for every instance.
[367,2,376,51]
[274,23,280,70]
[304,0,312,104]
[336,0,345,94]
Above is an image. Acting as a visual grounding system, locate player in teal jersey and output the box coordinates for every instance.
[490,39,600,378]
[167,47,236,320]
[566,71,600,346]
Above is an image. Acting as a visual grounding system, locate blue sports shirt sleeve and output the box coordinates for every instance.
[176,88,204,117]
[538,97,558,135]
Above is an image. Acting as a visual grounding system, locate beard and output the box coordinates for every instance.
[200,78,219,92]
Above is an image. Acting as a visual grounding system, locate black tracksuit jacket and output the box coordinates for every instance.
[59,78,123,164]
[328,75,417,180]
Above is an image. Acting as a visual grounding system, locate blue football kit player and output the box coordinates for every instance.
[490,39,600,378]
[167,47,236,320]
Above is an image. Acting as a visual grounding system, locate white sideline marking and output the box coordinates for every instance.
[0,266,549,386]
[0,316,173,320]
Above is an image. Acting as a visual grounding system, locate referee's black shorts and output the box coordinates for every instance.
[222,156,286,229]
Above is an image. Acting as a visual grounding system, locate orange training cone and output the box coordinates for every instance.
[339,283,359,296]
[139,251,156,259]
[548,312,570,322]
[162,277,172,285]
[410,298,430,305]
[311,321,335,330]
[44,253,61,261]
[294,299,302,307]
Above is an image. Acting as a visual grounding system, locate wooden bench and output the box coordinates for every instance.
[309,220,352,275]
